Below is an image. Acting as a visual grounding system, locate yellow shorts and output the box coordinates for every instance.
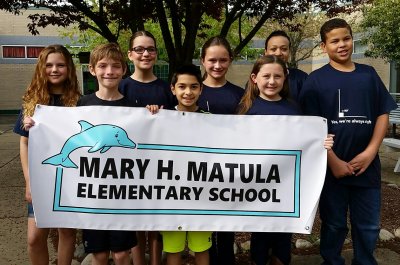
[161,231,212,253]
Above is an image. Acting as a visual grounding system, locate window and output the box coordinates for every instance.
[2,45,45,59]
[27,46,44,58]
[3,46,25,58]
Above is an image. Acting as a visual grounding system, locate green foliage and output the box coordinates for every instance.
[361,0,400,63]
[259,9,327,68]
[60,21,171,62]
[61,12,255,61]
[1,0,368,74]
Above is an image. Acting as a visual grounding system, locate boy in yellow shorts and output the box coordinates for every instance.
[161,64,212,265]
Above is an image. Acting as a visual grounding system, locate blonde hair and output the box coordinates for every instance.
[237,55,289,114]
[22,44,81,117]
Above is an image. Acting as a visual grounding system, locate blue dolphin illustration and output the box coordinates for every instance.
[42,120,136,168]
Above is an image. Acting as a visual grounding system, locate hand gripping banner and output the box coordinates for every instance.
[29,105,327,233]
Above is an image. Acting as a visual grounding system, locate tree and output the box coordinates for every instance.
[1,0,369,75]
[259,3,366,68]
[259,10,327,68]
[360,0,400,64]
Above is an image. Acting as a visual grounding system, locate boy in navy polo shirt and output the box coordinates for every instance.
[300,18,396,265]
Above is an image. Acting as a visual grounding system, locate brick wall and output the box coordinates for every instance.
[0,9,64,36]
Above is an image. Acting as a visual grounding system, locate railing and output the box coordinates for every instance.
[389,93,400,137]
[390,93,400,102]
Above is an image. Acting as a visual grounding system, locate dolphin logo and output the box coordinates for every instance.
[42,120,136,168]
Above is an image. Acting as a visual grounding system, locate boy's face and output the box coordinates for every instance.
[265,36,290,63]
[89,57,125,90]
[171,74,202,112]
[321,27,353,66]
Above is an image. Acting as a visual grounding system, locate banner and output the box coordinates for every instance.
[29,105,327,233]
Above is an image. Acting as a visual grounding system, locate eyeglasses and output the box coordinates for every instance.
[131,46,157,54]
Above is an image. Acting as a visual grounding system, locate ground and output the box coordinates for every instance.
[127,182,400,264]
[233,182,400,264]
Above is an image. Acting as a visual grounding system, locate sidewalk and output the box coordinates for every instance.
[0,115,399,264]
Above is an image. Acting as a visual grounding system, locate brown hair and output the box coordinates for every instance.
[89,43,126,71]
[201,36,233,60]
[22,44,80,117]
[237,55,289,114]
[200,36,233,80]
[129,30,157,50]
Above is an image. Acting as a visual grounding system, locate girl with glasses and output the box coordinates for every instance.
[119,30,175,265]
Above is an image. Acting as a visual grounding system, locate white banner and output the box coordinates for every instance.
[29,105,327,233]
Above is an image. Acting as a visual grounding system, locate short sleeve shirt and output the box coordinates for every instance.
[299,63,397,187]
[119,77,176,109]
[13,94,64,138]
[246,97,302,116]
[197,81,244,114]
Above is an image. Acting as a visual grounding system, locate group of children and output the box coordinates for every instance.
[14,18,396,265]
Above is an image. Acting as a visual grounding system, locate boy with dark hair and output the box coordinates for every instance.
[264,30,308,102]
[170,64,208,113]
[78,43,138,265]
[300,18,396,265]
[161,64,211,265]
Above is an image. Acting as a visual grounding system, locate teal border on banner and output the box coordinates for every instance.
[52,144,302,217]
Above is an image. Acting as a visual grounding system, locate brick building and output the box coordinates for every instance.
[0,8,82,114]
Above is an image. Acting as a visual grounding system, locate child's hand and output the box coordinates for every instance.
[23,116,35,131]
[324,134,335,150]
[25,182,32,203]
[330,159,354,178]
[328,153,354,178]
[349,149,375,176]
[146,105,161,114]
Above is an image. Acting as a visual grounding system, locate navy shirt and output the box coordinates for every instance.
[288,68,308,103]
[13,94,64,138]
[77,93,135,107]
[174,106,210,114]
[300,63,397,187]
[119,77,175,109]
[246,97,302,116]
[197,81,244,114]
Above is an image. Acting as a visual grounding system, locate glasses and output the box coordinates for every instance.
[131,46,157,54]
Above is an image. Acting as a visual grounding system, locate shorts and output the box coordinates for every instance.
[28,203,34,218]
[161,231,212,253]
[250,232,292,265]
[83,229,137,253]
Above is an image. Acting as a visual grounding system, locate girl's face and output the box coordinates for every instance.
[201,45,231,82]
[128,36,157,71]
[251,63,285,101]
[45,52,68,90]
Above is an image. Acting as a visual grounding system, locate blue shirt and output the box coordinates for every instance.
[246,97,302,116]
[77,93,135,107]
[197,81,244,114]
[300,63,397,187]
[13,94,64,138]
[288,68,308,103]
[119,77,176,109]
